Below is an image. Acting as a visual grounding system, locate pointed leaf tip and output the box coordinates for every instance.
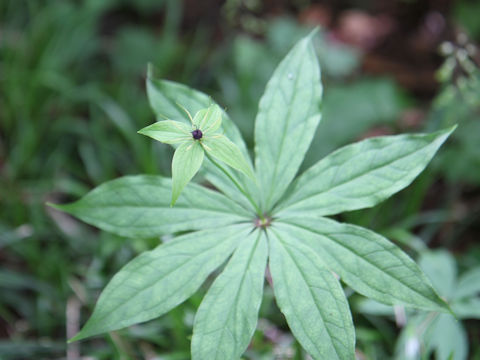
[46,202,60,210]
[67,334,81,344]
[305,26,320,40]
[46,201,74,214]
[435,124,457,139]
[147,62,156,79]
[447,123,458,132]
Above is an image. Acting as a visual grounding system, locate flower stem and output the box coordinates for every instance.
[205,152,263,218]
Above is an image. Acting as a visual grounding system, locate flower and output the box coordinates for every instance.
[138,104,254,205]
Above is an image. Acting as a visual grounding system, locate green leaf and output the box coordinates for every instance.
[191,230,267,360]
[268,227,355,360]
[147,66,209,122]
[193,104,223,134]
[455,266,480,300]
[69,224,251,342]
[137,120,191,144]
[49,176,250,238]
[425,314,467,360]
[146,73,258,212]
[419,250,457,299]
[276,216,449,312]
[276,127,455,216]
[202,135,255,180]
[452,298,480,319]
[171,141,204,206]
[395,313,467,360]
[254,29,322,210]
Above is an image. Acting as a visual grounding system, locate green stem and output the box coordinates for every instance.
[205,152,263,218]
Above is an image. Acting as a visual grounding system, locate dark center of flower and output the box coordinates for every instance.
[192,129,203,140]
[254,215,272,229]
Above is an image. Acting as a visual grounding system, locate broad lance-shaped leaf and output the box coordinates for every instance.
[276,126,456,216]
[268,227,355,360]
[49,175,250,238]
[171,141,204,206]
[276,216,450,312]
[192,230,267,360]
[202,135,255,180]
[69,224,252,342]
[254,29,322,211]
[146,69,259,212]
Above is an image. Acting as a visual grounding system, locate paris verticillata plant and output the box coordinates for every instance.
[50,30,456,359]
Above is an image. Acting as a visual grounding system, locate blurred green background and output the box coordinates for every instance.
[1,0,479,359]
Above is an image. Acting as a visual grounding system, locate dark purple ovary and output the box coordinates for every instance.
[192,129,203,140]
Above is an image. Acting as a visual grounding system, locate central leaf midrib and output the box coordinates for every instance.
[77,203,248,215]
[78,216,249,230]
[264,48,307,209]
[282,239,352,353]
[87,179,251,216]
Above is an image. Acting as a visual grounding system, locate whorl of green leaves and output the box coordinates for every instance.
[51,29,455,360]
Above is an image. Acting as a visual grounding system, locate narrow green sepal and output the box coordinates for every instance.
[138,120,191,145]
[171,141,204,206]
[202,135,255,180]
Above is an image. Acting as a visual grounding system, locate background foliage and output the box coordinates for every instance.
[1,0,479,359]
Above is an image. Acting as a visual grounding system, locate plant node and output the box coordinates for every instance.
[254,215,272,229]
